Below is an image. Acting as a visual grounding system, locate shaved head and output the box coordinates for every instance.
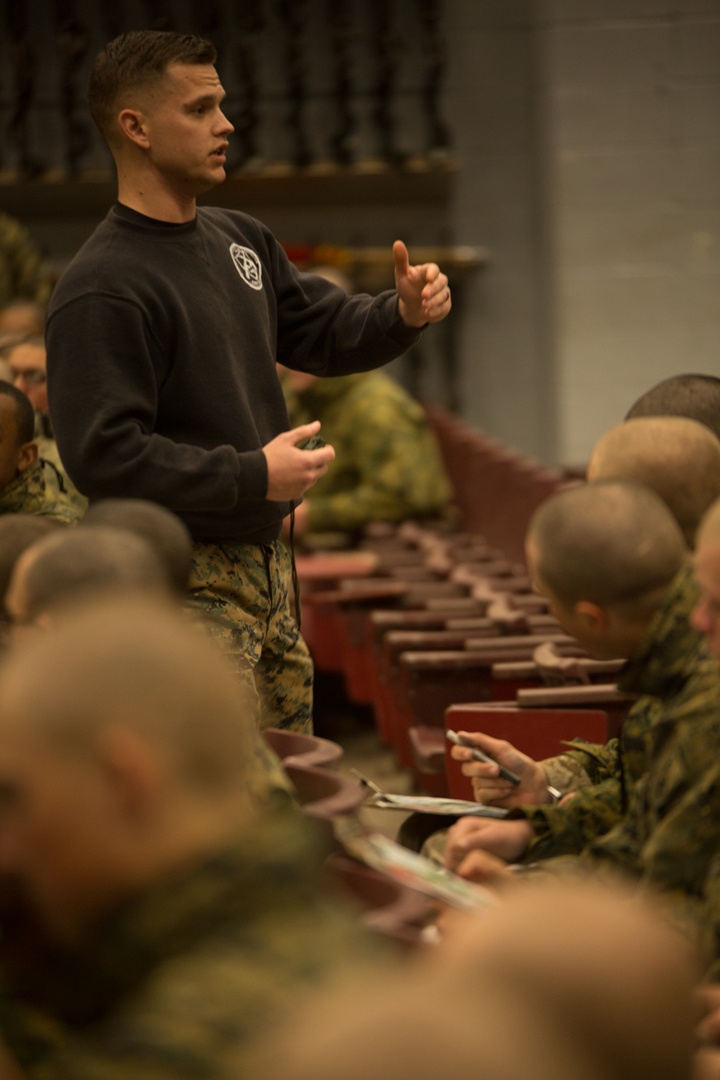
[527,481,687,613]
[588,416,720,547]
[625,373,720,440]
[0,596,258,942]
[697,497,720,550]
[0,595,256,793]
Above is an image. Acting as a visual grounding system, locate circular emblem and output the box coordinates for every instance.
[229,244,263,290]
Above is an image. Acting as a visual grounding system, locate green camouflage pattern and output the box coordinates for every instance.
[34,415,88,515]
[0,460,79,526]
[518,561,714,859]
[286,371,452,537]
[579,661,720,976]
[0,213,52,307]
[582,680,720,869]
[187,540,313,734]
[0,806,381,1080]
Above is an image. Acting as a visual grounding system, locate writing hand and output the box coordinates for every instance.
[450,731,554,808]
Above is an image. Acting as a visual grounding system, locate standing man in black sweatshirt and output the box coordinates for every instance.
[45,31,452,734]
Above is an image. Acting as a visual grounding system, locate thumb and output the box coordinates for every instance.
[393,239,411,280]
[287,420,321,446]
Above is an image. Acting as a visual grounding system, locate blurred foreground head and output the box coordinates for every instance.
[81,497,193,596]
[4,524,172,634]
[252,877,699,1080]
[0,595,257,943]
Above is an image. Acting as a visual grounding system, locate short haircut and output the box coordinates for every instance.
[527,480,687,612]
[82,498,192,596]
[0,382,37,445]
[88,31,218,144]
[19,525,172,621]
[0,515,63,612]
[625,374,720,440]
[588,416,720,547]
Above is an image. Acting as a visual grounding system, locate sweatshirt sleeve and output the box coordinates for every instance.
[265,236,424,376]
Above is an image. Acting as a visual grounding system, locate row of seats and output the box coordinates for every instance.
[295,408,636,804]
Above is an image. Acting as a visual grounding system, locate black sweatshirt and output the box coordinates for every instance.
[46,204,422,541]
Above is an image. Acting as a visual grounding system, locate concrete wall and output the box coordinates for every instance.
[443,0,720,467]
[538,0,720,465]
[443,1,556,463]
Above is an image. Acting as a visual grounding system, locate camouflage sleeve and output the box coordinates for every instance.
[547,738,621,785]
[306,397,451,533]
[542,751,598,793]
[514,776,624,860]
[586,730,720,927]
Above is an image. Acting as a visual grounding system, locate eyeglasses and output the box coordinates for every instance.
[9,367,46,386]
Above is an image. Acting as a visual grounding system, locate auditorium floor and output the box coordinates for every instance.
[312,671,414,841]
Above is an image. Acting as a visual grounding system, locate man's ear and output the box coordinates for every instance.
[117,109,151,149]
[96,725,160,822]
[574,599,609,631]
[17,441,38,474]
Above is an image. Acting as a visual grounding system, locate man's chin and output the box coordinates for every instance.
[199,165,227,192]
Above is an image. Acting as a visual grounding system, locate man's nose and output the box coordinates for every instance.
[218,109,234,136]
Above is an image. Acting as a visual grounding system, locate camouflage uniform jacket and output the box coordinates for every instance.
[579,657,720,972]
[289,371,452,536]
[0,808,379,1080]
[0,460,78,526]
[0,212,51,307]
[33,414,88,516]
[516,561,713,859]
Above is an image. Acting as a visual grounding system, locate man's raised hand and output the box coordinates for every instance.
[393,240,452,327]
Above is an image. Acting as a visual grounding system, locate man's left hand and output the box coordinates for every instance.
[393,240,452,327]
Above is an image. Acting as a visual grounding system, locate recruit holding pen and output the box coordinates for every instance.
[446,730,562,802]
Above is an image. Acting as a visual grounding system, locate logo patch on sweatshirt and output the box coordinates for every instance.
[229,244,263,290]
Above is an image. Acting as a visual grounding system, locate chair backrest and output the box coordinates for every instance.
[283,763,367,820]
[263,727,344,769]
[531,642,625,687]
[325,852,435,948]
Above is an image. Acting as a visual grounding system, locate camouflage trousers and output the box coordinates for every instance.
[188,539,313,734]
